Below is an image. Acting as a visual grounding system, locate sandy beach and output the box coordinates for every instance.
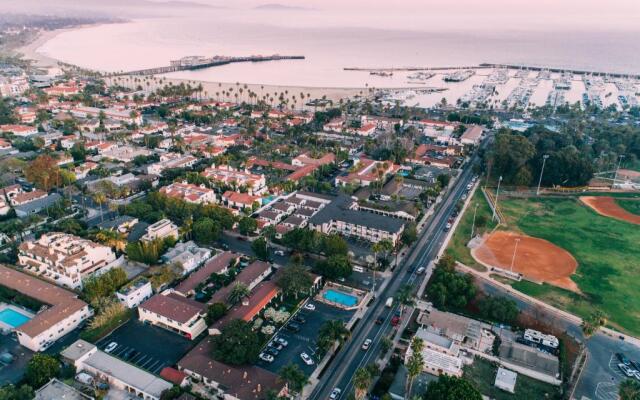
[16,26,382,104]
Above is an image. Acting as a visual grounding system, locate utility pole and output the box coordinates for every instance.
[536,154,549,196]
[613,154,626,187]
[470,204,479,240]
[510,238,521,273]
[492,176,503,222]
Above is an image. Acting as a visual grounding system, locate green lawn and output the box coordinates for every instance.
[464,357,561,400]
[617,199,640,216]
[500,197,640,335]
[445,188,497,271]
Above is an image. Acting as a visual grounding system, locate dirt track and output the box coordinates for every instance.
[580,196,640,225]
[472,231,579,292]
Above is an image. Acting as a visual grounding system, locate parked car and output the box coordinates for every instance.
[265,347,279,356]
[304,303,316,311]
[391,316,400,326]
[259,353,274,363]
[375,316,384,325]
[329,388,342,400]
[444,223,452,231]
[362,339,372,350]
[286,323,301,333]
[300,352,314,365]
[618,353,631,365]
[274,337,288,347]
[104,342,118,353]
[619,363,636,377]
[293,315,306,324]
[274,250,285,256]
[268,342,284,351]
[416,266,426,274]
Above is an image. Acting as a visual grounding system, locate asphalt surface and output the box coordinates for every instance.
[309,159,476,399]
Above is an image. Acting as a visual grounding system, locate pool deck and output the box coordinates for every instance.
[0,303,35,331]
[316,282,368,311]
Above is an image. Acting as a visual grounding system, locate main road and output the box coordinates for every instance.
[309,156,478,399]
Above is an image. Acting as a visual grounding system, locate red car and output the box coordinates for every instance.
[391,316,400,326]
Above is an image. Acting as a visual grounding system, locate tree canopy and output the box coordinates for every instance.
[211,319,261,365]
[423,375,482,400]
[427,255,476,310]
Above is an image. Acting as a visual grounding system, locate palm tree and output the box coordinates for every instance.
[93,192,107,223]
[278,363,309,395]
[317,320,350,355]
[353,367,373,400]
[227,282,250,304]
[396,284,415,316]
[406,337,424,395]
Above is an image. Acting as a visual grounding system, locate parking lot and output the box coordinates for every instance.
[574,333,640,400]
[96,319,195,375]
[257,300,356,375]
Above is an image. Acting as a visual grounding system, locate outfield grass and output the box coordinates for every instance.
[464,357,561,400]
[500,197,640,335]
[617,199,640,216]
[446,188,497,272]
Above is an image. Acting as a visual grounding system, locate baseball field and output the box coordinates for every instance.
[450,191,640,335]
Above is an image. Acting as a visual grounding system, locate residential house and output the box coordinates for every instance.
[162,241,212,275]
[160,182,216,205]
[138,290,208,340]
[202,165,266,195]
[140,219,179,243]
[116,277,153,308]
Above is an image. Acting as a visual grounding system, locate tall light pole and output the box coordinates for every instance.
[510,238,521,273]
[470,204,479,240]
[536,154,549,196]
[613,154,626,187]
[492,176,503,222]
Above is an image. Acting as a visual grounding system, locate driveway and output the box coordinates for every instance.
[96,319,195,374]
[257,301,355,376]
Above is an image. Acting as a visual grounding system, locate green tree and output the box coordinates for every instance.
[423,375,482,400]
[314,255,352,280]
[83,268,128,303]
[581,310,607,337]
[321,234,349,256]
[25,354,60,388]
[211,319,261,365]
[238,217,258,236]
[70,142,87,162]
[354,367,373,400]
[427,255,476,310]
[396,284,415,315]
[620,379,640,400]
[401,223,418,246]
[206,302,227,324]
[251,236,269,260]
[317,320,350,355]
[276,263,313,299]
[0,384,34,400]
[406,337,424,395]
[477,296,519,325]
[228,283,250,305]
[193,217,222,245]
[278,363,309,393]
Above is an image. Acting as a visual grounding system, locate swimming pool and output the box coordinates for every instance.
[0,308,32,328]
[322,289,358,307]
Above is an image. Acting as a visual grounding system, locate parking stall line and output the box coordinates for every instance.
[135,355,148,365]
[113,346,129,357]
[595,382,620,400]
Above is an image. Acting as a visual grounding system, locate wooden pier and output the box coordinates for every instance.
[114,54,305,76]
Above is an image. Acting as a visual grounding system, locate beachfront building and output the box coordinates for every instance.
[71,106,143,125]
[202,165,267,195]
[138,290,207,340]
[140,219,179,243]
[160,182,216,204]
[61,340,172,400]
[0,265,92,352]
[18,233,117,290]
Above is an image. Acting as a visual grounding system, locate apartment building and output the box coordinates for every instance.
[202,165,266,195]
[160,182,216,205]
[71,106,143,125]
[0,265,92,351]
[309,195,405,245]
[405,328,464,377]
[18,233,117,290]
[162,241,212,275]
[146,153,198,175]
[61,340,172,400]
[116,277,153,308]
[140,219,179,243]
[335,157,401,187]
[138,290,208,340]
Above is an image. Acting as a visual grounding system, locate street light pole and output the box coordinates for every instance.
[613,154,626,187]
[492,176,503,222]
[470,204,479,240]
[536,154,549,196]
[510,238,521,273]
